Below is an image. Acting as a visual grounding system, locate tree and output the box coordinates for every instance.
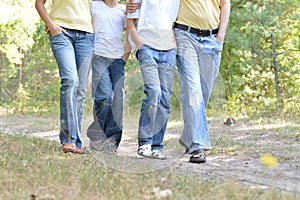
[221,0,300,116]
[0,0,40,107]
[0,0,60,113]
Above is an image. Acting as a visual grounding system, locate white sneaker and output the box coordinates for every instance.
[137,144,152,158]
[152,150,166,160]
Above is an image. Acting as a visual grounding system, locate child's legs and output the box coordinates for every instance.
[137,45,176,151]
[92,55,113,136]
[137,45,161,147]
[105,58,126,147]
[152,48,176,151]
[73,31,94,135]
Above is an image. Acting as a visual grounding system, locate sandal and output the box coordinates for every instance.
[189,150,206,163]
[63,144,85,154]
[75,147,85,154]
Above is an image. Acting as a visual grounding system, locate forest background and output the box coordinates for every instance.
[0,0,299,120]
[1,1,300,198]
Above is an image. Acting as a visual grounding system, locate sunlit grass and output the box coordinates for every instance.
[0,133,299,199]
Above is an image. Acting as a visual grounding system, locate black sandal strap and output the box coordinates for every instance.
[189,150,206,163]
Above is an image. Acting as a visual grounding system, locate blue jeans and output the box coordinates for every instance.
[49,29,94,148]
[137,45,176,151]
[88,55,125,147]
[175,28,223,152]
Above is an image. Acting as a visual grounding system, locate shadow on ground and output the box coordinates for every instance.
[0,114,299,194]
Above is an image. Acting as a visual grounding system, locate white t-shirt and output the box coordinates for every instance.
[91,1,126,58]
[127,0,180,51]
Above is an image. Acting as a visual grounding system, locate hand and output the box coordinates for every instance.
[216,33,225,43]
[47,23,68,37]
[126,0,141,14]
[137,42,143,50]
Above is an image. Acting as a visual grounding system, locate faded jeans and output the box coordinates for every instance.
[137,45,176,151]
[49,28,94,148]
[175,28,223,153]
[88,55,125,148]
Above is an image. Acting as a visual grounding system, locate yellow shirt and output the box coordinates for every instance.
[176,0,220,30]
[49,0,93,33]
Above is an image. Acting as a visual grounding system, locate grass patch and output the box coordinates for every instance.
[0,133,298,199]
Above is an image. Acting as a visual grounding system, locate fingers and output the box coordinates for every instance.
[126,2,141,13]
[61,27,68,35]
[49,25,67,37]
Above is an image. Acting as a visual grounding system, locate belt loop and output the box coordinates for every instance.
[209,29,212,36]
[187,26,191,32]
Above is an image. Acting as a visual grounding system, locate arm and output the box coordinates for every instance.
[35,0,67,36]
[122,28,131,61]
[217,0,230,43]
[126,18,143,49]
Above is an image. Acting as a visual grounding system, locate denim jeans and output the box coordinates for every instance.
[175,28,223,152]
[49,29,94,148]
[137,45,176,151]
[88,55,125,148]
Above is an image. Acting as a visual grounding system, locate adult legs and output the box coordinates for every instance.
[50,32,78,147]
[175,29,213,153]
[50,30,93,148]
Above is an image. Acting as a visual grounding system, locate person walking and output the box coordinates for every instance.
[35,0,94,154]
[126,0,180,159]
[174,0,231,163]
[87,0,130,152]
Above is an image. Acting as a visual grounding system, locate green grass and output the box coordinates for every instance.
[0,133,298,200]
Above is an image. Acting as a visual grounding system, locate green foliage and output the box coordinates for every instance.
[0,0,61,113]
[13,84,29,113]
[118,0,127,4]
[220,0,300,117]
[0,0,38,64]
[0,0,299,118]
[22,21,60,114]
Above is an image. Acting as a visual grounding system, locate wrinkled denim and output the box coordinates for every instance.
[49,29,94,148]
[175,28,223,152]
[137,45,176,151]
[88,55,125,147]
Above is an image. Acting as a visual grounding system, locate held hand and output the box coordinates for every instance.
[126,0,141,14]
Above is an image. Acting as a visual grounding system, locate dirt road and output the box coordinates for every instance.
[1,115,299,194]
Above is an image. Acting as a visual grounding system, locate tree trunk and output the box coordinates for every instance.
[226,47,232,98]
[0,38,3,102]
[18,48,24,85]
[271,33,282,109]
[0,51,2,101]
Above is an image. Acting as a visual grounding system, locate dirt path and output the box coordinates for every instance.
[1,115,299,194]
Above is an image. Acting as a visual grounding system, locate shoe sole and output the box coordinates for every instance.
[137,152,166,160]
[63,148,85,154]
[189,158,206,163]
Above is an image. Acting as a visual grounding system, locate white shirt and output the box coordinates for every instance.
[127,0,180,51]
[91,1,126,58]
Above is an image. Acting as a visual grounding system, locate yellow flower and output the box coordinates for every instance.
[260,153,278,167]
